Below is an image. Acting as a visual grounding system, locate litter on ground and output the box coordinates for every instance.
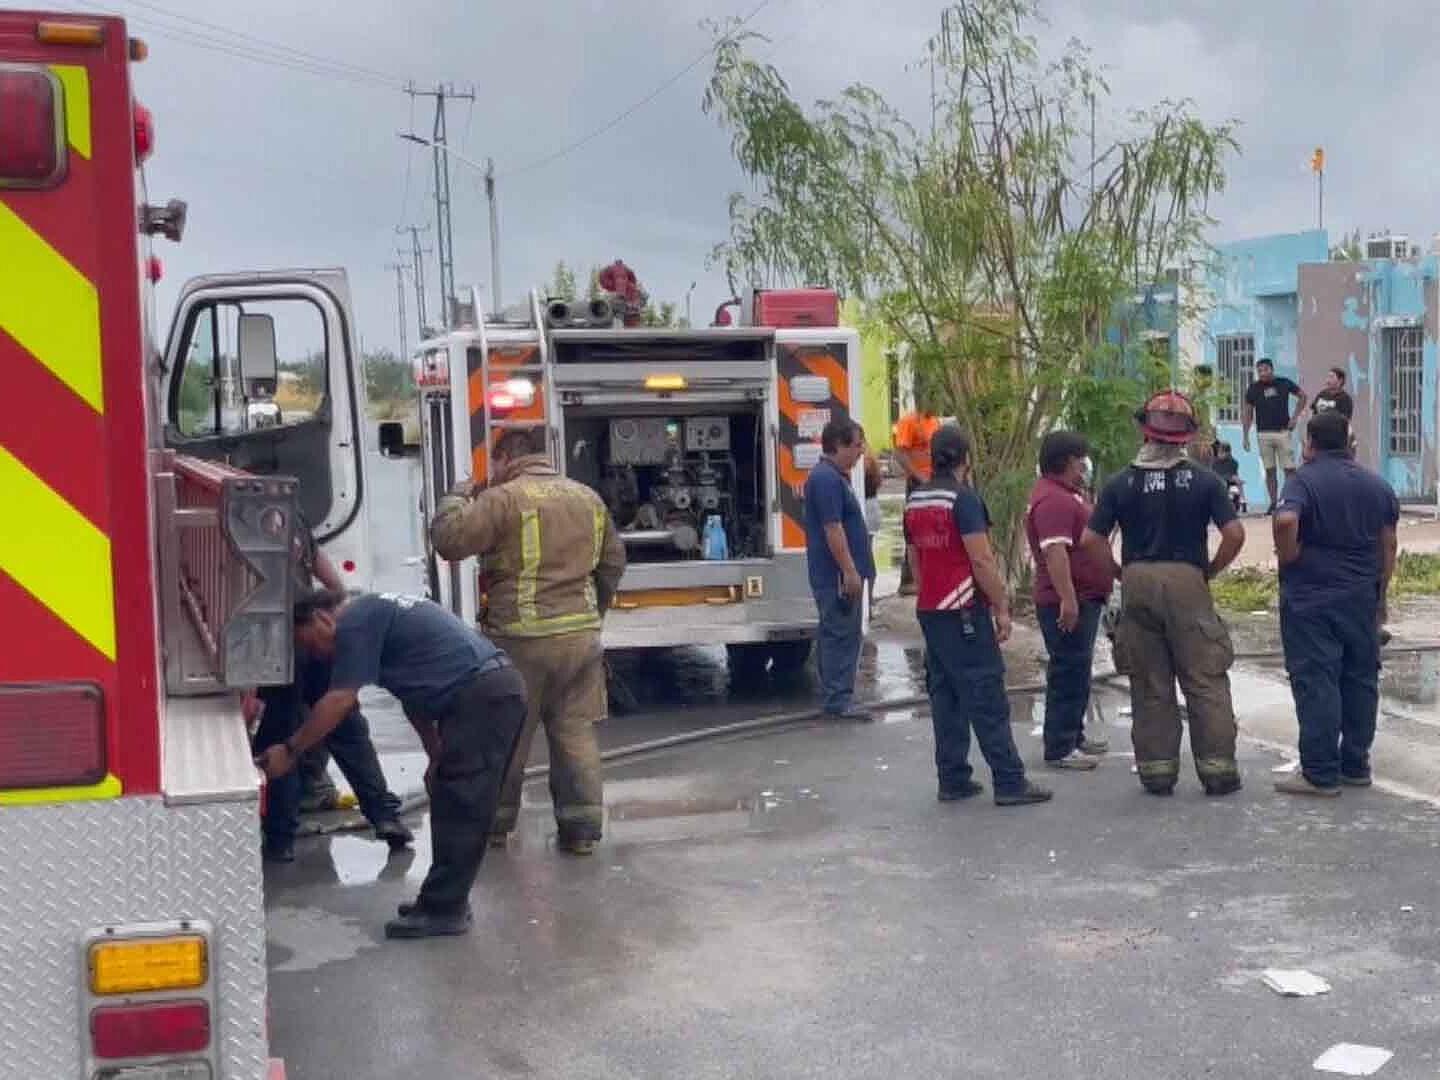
[1312,1043,1392,1076]
[1261,969,1331,997]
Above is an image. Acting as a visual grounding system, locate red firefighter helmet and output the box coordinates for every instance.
[1139,389,1199,445]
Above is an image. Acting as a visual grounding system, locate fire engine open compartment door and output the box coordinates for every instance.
[160,269,366,555]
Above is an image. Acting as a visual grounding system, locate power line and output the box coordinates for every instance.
[497,0,775,179]
[52,0,404,88]
[120,0,406,85]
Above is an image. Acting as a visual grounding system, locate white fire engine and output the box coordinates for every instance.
[392,272,863,674]
[0,13,372,1077]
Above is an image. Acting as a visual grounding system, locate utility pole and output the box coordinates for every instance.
[484,157,502,316]
[404,82,475,329]
[396,224,431,338]
[385,261,409,359]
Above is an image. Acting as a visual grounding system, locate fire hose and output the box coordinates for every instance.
[297,641,1440,837]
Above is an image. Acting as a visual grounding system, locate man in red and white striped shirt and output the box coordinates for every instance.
[903,425,1051,807]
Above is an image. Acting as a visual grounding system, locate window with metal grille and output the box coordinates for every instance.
[1387,325,1423,457]
[1215,335,1255,423]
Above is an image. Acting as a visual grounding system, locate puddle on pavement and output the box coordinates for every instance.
[1241,649,1440,710]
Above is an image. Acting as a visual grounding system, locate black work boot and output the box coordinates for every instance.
[1202,775,1243,797]
[994,781,1054,807]
[384,907,473,939]
[261,839,295,864]
[1141,782,1176,797]
[397,899,473,919]
[557,830,600,856]
[937,780,985,802]
[374,819,415,851]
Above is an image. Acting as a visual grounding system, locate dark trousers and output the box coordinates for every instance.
[814,587,864,714]
[1280,596,1381,787]
[252,658,401,845]
[412,665,528,915]
[919,609,1026,796]
[1036,599,1104,760]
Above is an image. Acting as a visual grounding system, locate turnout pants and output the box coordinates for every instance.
[491,630,606,842]
[918,609,1027,796]
[1113,562,1239,791]
[1280,595,1381,787]
[411,664,528,915]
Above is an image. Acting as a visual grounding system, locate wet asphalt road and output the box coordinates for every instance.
[265,452,1440,1078]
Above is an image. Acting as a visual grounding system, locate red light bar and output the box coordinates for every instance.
[0,66,65,188]
[91,999,211,1060]
[133,100,155,164]
[0,683,105,788]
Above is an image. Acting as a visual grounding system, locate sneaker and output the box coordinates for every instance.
[1274,773,1341,798]
[1078,735,1110,756]
[821,708,874,724]
[261,840,295,864]
[374,819,415,851]
[937,780,985,801]
[994,782,1053,807]
[1044,750,1100,771]
[384,908,473,940]
[1341,773,1373,788]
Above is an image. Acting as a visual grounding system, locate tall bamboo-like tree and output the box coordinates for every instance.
[704,0,1237,567]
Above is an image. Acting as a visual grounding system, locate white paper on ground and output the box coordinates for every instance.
[1312,1043,1392,1075]
[1261,969,1331,996]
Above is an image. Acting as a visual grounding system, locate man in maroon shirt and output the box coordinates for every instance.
[1025,431,1114,769]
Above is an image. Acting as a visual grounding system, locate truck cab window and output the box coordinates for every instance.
[172,298,328,437]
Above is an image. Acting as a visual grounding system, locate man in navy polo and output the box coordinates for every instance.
[1273,410,1398,796]
[803,418,876,722]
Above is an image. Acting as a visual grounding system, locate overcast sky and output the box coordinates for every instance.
[119,0,1440,357]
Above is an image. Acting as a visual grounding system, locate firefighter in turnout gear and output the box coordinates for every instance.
[1080,391,1247,796]
[430,427,627,854]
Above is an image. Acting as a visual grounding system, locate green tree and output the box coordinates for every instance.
[703,0,1236,572]
[364,348,414,405]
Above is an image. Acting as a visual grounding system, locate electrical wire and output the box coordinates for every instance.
[497,0,775,179]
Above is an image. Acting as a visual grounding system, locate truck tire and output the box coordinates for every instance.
[725,643,771,680]
[767,640,813,675]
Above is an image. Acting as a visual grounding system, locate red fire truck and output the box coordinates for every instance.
[0,12,316,1078]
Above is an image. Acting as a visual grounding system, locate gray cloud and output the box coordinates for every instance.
[125,0,1437,357]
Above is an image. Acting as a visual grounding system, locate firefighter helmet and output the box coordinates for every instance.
[1139,390,1199,445]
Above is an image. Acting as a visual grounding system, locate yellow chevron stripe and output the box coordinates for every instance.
[0,447,115,660]
[49,64,91,159]
[0,200,103,412]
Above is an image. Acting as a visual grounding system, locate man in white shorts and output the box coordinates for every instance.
[1242,358,1307,514]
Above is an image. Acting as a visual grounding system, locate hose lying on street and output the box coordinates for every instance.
[296,641,1440,837]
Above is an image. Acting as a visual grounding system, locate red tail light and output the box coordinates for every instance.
[0,683,105,788]
[91,999,211,1059]
[133,100,154,163]
[0,66,65,187]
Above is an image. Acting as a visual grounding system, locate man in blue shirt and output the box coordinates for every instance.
[1273,411,1399,796]
[258,591,527,939]
[803,419,876,722]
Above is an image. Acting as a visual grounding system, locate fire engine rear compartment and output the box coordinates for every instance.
[562,401,768,563]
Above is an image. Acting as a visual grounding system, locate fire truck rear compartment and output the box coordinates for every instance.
[561,403,767,563]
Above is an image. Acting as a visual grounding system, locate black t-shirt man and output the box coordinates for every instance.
[1088,462,1238,572]
[1246,375,1303,432]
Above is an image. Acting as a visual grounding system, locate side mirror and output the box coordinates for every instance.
[238,313,278,384]
[378,421,407,458]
